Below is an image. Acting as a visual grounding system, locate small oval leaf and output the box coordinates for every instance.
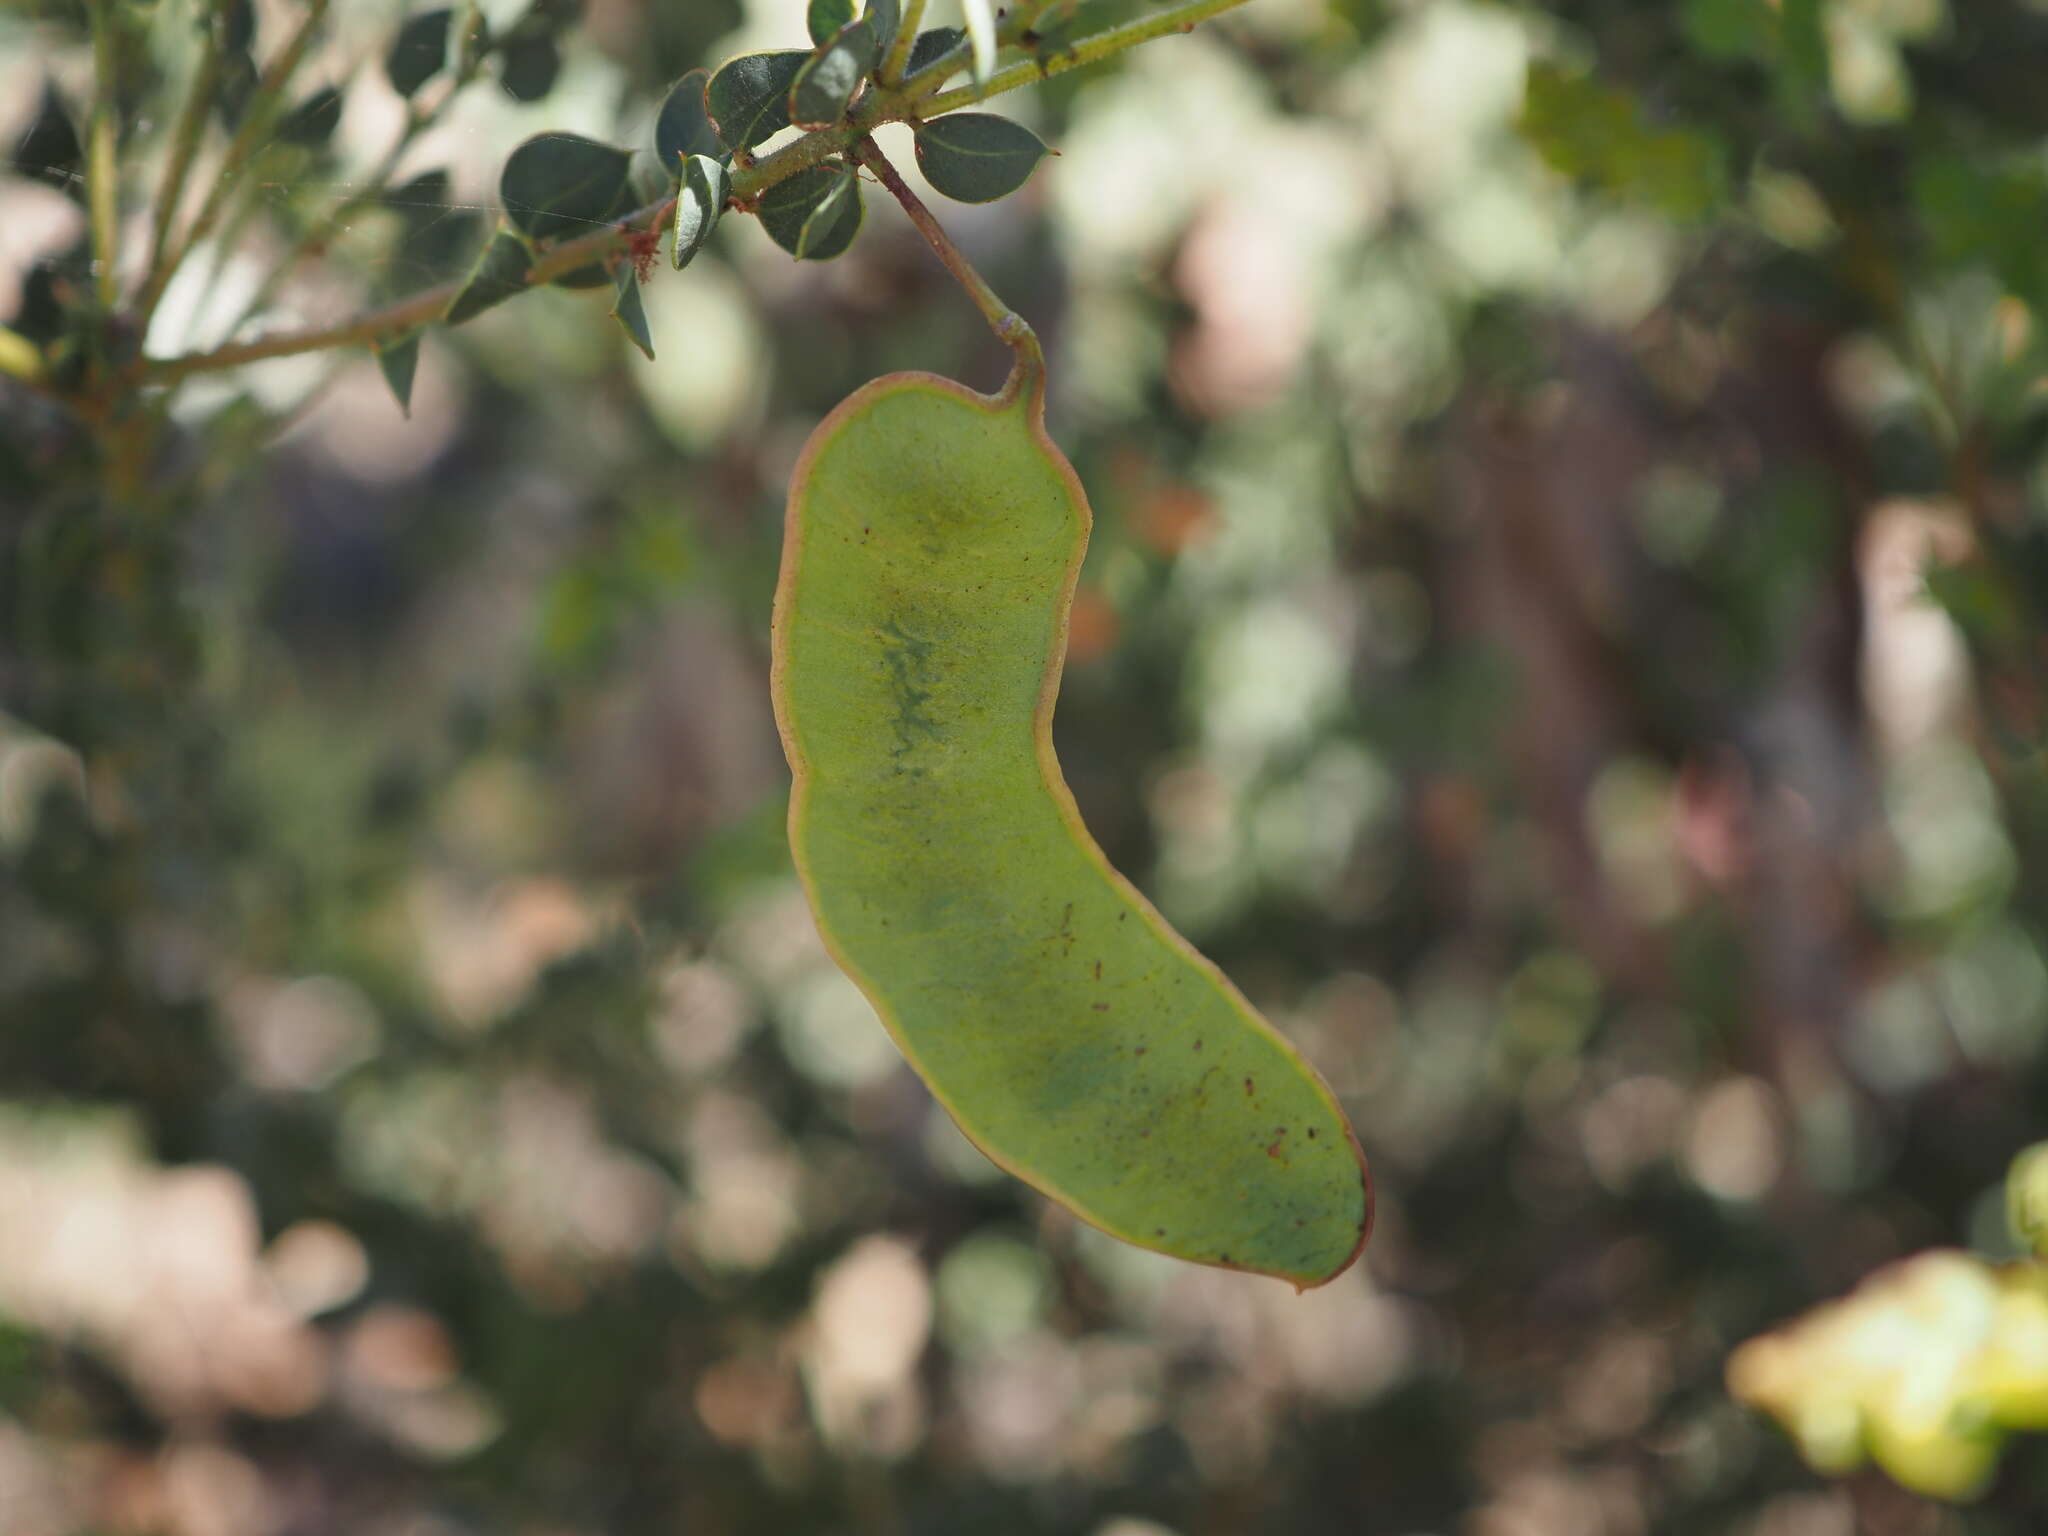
[499,132,634,243]
[807,0,855,45]
[372,333,421,416]
[444,227,533,325]
[906,26,965,79]
[611,266,655,361]
[705,50,809,153]
[387,8,452,98]
[672,154,729,271]
[655,69,724,171]
[758,162,865,262]
[913,113,1049,203]
[498,36,561,102]
[790,17,876,128]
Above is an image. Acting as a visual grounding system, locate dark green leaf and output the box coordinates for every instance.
[13,83,82,197]
[373,333,421,415]
[906,26,965,78]
[791,18,876,128]
[550,263,613,289]
[655,69,724,171]
[498,36,562,102]
[214,49,260,128]
[672,154,728,270]
[387,9,453,98]
[216,0,255,53]
[444,227,533,325]
[705,51,808,153]
[758,162,864,261]
[866,0,901,63]
[913,113,1050,203]
[1518,64,1726,221]
[499,132,634,243]
[807,0,855,46]
[611,267,655,361]
[278,86,344,147]
[382,170,477,278]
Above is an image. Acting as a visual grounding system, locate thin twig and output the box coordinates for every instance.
[144,30,223,290]
[86,0,122,310]
[920,0,1251,116]
[851,135,1041,380]
[135,0,332,332]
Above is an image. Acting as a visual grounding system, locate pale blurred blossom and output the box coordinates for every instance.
[1858,499,1971,750]
[1686,1077,1787,1202]
[674,1090,804,1272]
[801,1237,931,1458]
[0,1114,326,1419]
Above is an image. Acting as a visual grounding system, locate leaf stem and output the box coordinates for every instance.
[877,0,929,86]
[851,135,1041,381]
[143,20,224,291]
[85,0,122,311]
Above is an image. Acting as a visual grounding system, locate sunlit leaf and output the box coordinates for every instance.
[705,50,809,153]
[671,153,728,270]
[498,35,562,102]
[807,0,855,45]
[791,17,877,128]
[655,69,723,173]
[387,8,453,98]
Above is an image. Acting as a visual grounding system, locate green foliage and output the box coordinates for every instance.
[653,68,723,168]
[913,112,1051,203]
[757,161,865,261]
[443,227,534,325]
[372,332,420,415]
[808,0,857,47]
[791,16,878,128]
[610,267,654,361]
[499,133,635,244]
[1519,62,1726,220]
[670,154,728,271]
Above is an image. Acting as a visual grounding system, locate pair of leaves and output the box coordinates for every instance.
[443,132,632,326]
[389,5,559,104]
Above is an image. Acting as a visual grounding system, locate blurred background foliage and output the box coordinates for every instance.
[5,0,2048,1532]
